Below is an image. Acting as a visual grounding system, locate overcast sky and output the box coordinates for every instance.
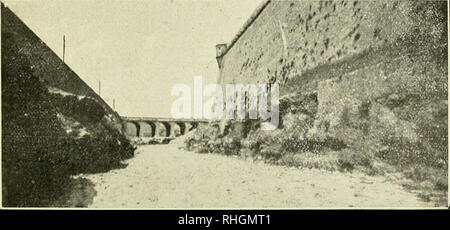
[3,0,263,117]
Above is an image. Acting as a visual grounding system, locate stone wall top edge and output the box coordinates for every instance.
[218,0,271,58]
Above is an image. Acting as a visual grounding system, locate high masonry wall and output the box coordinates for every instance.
[214,0,447,166]
[217,0,447,100]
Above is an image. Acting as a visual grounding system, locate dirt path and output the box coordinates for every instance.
[80,143,430,208]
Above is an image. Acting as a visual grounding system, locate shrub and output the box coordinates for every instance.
[279,152,339,171]
[337,149,373,172]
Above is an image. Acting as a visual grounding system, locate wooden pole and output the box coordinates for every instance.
[63,35,65,62]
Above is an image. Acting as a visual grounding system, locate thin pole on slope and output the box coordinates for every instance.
[63,35,65,62]
[98,80,101,97]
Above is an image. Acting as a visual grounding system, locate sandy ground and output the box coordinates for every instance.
[78,143,431,208]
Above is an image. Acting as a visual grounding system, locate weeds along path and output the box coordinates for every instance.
[82,143,431,208]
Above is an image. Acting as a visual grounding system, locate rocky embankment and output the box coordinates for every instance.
[1,26,135,207]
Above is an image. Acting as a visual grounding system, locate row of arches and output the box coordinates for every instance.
[123,121,199,138]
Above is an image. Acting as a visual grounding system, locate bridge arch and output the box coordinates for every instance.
[124,121,140,137]
[175,122,186,136]
[161,121,171,137]
[144,121,157,137]
[138,121,153,137]
[153,121,170,137]
[184,123,193,133]
[189,122,199,131]
[168,122,183,137]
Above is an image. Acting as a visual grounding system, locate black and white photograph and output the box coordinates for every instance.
[1,0,448,211]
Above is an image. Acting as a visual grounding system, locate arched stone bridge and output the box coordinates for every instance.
[121,117,212,138]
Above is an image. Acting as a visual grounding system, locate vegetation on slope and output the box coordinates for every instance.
[1,32,135,207]
[185,89,447,206]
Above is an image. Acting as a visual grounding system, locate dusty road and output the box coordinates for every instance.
[80,143,430,208]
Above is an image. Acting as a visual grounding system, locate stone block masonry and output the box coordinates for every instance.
[217,0,447,99]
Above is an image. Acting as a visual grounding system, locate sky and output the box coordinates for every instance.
[3,0,263,117]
